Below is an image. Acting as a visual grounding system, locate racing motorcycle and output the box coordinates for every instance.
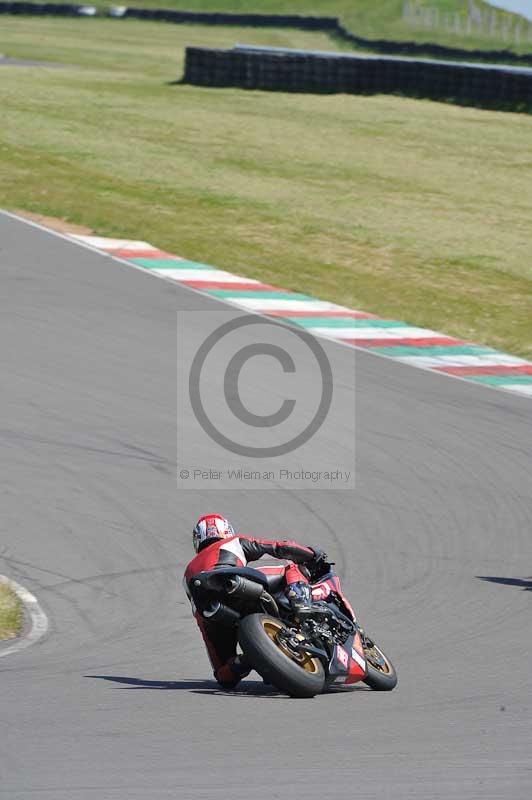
[189,561,397,698]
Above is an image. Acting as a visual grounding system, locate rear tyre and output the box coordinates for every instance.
[238,613,325,698]
[362,635,398,691]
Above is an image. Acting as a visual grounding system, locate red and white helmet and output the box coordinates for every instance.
[192,514,235,553]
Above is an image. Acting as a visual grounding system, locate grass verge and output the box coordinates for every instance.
[0,582,23,641]
[0,17,531,359]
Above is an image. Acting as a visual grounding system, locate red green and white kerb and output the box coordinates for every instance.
[71,235,532,399]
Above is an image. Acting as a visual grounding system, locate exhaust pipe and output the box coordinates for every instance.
[202,602,240,626]
[226,575,265,601]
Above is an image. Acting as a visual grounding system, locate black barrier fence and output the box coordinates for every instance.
[181,46,532,113]
[123,8,339,32]
[1,2,532,67]
[123,7,532,67]
[0,2,87,14]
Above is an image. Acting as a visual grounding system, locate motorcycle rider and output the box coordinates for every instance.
[183,513,329,689]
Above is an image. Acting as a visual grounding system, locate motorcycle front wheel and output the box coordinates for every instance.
[238,613,325,698]
[362,634,398,691]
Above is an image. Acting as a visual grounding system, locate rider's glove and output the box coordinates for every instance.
[309,548,334,578]
[311,547,329,565]
[286,581,312,610]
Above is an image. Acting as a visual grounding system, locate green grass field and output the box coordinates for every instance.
[0,583,23,640]
[94,0,532,54]
[1,17,531,358]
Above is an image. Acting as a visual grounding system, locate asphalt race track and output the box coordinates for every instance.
[1,212,531,799]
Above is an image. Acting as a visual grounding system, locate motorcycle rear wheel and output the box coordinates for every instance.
[362,636,398,691]
[238,613,325,698]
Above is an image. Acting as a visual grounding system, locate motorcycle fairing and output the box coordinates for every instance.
[327,631,366,686]
[256,564,285,575]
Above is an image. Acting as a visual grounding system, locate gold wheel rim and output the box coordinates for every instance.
[365,643,391,675]
[261,619,320,674]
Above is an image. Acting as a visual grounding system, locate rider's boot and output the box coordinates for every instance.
[285,581,312,610]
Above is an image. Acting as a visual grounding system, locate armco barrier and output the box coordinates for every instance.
[181,46,532,113]
[1,2,532,67]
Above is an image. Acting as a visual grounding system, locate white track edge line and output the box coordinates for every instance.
[0,575,49,658]
[1,208,529,405]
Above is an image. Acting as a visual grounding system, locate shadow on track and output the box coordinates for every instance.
[86,675,370,698]
[87,675,219,690]
[477,576,532,591]
[86,675,280,697]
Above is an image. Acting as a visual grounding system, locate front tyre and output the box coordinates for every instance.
[238,614,325,698]
[362,634,398,691]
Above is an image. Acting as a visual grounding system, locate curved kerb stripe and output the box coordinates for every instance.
[0,576,49,658]
[69,234,532,399]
